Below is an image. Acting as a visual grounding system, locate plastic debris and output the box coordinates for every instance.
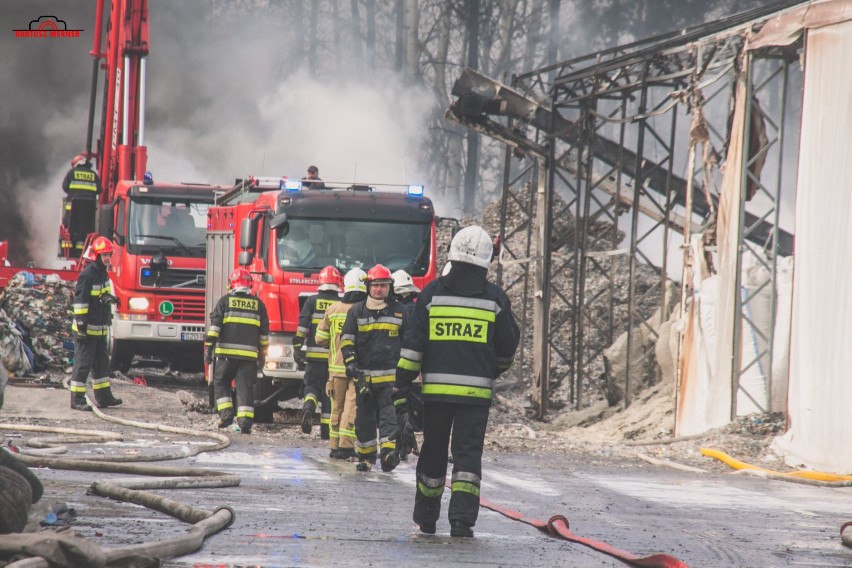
[0,272,75,373]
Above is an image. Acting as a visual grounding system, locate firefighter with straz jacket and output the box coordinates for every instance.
[340,264,407,472]
[294,266,342,439]
[394,226,520,537]
[61,157,102,258]
[69,236,123,411]
[205,267,270,434]
[315,268,367,460]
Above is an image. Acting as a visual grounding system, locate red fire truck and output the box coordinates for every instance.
[205,178,441,421]
[0,0,225,371]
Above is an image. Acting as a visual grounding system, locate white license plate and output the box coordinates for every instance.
[180,331,205,341]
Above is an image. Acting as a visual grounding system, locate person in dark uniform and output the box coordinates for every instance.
[294,265,342,439]
[301,165,327,189]
[61,157,102,258]
[340,264,407,473]
[394,225,520,537]
[69,236,123,411]
[205,267,270,434]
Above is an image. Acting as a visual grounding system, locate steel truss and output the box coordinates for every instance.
[447,0,803,419]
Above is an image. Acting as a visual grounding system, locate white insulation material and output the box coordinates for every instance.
[772,18,852,474]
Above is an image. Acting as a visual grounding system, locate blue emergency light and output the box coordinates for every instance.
[141,267,152,277]
[281,180,302,192]
[407,184,424,196]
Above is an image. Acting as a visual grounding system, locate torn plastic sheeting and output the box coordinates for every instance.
[749,0,852,50]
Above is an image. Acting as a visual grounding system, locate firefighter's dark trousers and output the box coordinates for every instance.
[69,336,116,406]
[354,383,396,464]
[413,402,489,528]
[65,197,96,257]
[303,361,330,431]
[212,358,256,427]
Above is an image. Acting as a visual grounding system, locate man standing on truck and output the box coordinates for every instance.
[301,165,327,190]
[69,237,123,411]
[315,267,367,460]
[61,157,102,258]
[294,266,342,439]
[205,267,270,434]
[393,226,520,538]
[340,264,407,473]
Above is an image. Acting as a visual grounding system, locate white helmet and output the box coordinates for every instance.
[447,226,492,269]
[343,267,367,293]
[392,270,420,295]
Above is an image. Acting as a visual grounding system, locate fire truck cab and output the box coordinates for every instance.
[206,178,438,421]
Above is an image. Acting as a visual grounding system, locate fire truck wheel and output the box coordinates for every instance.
[109,339,133,373]
[0,466,33,534]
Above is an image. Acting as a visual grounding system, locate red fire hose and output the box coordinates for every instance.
[478,494,689,568]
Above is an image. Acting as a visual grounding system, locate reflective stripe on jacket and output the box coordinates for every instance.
[340,299,406,381]
[292,290,339,362]
[205,290,270,360]
[71,261,112,336]
[315,300,358,378]
[396,278,519,406]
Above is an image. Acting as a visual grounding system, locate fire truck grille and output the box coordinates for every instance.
[169,297,206,322]
[140,268,206,289]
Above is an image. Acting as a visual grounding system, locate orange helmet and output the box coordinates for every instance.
[317,265,342,291]
[365,264,392,284]
[229,267,252,289]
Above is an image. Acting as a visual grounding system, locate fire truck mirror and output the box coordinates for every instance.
[238,250,254,267]
[269,213,288,231]
[240,217,258,250]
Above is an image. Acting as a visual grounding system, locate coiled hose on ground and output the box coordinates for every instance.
[0,394,238,567]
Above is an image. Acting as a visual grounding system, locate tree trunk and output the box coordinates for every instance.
[366,0,376,70]
[463,0,481,214]
[309,0,319,75]
[495,0,517,78]
[524,0,545,71]
[394,0,404,72]
[405,0,419,80]
[350,0,363,65]
[332,0,342,73]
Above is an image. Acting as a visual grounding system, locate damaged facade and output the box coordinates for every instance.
[447,0,852,473]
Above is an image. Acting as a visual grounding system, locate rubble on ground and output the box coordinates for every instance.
[0,272,75,376]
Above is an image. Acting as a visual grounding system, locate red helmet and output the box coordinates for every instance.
[317,266,342,290]
[366,264,392,284]
[229,267,252,289]
[92,236,114,255]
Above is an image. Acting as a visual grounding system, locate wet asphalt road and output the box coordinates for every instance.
[28,435,852,568]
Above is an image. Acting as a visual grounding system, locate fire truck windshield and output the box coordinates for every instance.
[127,198,210,258]
[277,219,431,276]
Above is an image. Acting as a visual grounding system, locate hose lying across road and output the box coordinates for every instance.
[0,395,238,568]
[701,447,852,551]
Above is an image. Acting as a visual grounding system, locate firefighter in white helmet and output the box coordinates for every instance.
[205,267,270,434]
[394,225,520,537]
[294,266,342,438]
[315,268,367,459]
[392,269,420,316]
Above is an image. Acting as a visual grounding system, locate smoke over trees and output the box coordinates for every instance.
[0,0,767,265]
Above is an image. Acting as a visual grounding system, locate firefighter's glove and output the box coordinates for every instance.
[204,346,214,365]
[347,365,371,405]
[100,294,121,308]
[75,324,88,341]
[294,349,307,371]
[394,410,418,459]
[324,379,334,397]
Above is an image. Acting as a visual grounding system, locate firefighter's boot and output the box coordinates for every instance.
[217,410,234,429]
[320,423,330,440]
[337,448,357,461]
[380,448,400,473]
[355,459,372,472]
[95,390,123,408]
[237,418,252,435]
[450,520,474,538]
[70,391,92,412]
[300,400,315,434]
